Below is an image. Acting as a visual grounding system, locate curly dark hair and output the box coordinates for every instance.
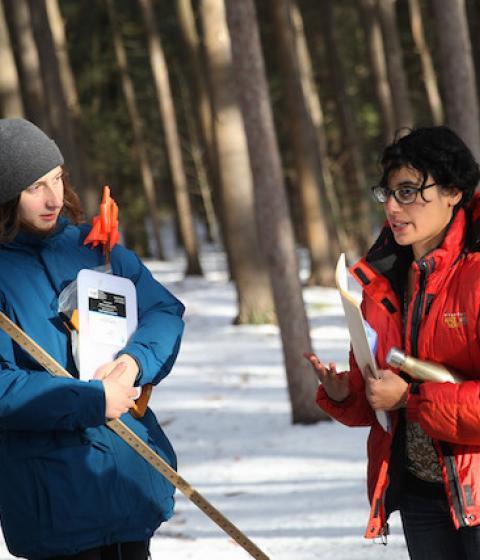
[0,167,84,244]
[379,126,480,207]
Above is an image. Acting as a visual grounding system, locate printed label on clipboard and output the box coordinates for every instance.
[88,288,128,346]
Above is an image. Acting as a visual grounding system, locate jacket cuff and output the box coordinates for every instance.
[83,379,108,426]
[316,385,355,408]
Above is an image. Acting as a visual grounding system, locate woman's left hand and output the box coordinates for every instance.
[365,366,409,411]
[93,354,139,388]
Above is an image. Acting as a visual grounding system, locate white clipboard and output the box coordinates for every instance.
[335,254,390,432]
[77,269,138,381]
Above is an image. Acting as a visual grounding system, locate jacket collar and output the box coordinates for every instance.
[350,196,475,302]
[3,216,70,250]
[465,191,480,251]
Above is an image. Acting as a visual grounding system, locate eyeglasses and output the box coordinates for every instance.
[371,182,437,205]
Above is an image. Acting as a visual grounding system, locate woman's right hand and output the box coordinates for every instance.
[304,353,350,403]
[101,362,138,419]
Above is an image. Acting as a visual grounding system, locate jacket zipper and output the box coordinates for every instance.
[410,261,426,357]
[441,444,469,527]
[409,260,468,526]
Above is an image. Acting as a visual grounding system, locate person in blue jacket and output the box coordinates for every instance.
[0,118,185,560]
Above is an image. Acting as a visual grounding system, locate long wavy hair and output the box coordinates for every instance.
[0,168,84,244]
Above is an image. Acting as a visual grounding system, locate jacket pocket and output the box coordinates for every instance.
[30,436,134,533]
[107,413,176,524]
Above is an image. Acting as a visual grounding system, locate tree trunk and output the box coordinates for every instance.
[45,0,97,217]
[176,0,228,255]
[175,0,216,182]
[271,0,335,287]
[289,0,350,257]
[321,0,372,256]
[378,0,414,129]
[0,0,24,117]
[408,0,444,125]
[3,0,47,127]
[45,0,80,119]
[104,0,164,259]
[431,0,480,162]
[225,0,328,423]
[138,0,203,276]
[26,0,85,199]
[176,66,221,245]
[358,0,396,144]
[200,0,275,324]
[466,0,480,95]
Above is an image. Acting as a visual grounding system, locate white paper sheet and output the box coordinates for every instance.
[335,254,390,432]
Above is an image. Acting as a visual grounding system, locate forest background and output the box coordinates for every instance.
[1,0,479,424]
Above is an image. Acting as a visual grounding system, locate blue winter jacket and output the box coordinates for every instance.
[0,218,184,559]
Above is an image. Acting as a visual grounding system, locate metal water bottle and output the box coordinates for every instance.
[386,347,461,383]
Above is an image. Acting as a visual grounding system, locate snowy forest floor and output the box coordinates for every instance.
[0,247,409,560]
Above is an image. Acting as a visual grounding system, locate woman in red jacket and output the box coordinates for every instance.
[306,126,480,560]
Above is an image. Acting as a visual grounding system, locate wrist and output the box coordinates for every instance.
[327,388,351,404]
[330,394,350,404]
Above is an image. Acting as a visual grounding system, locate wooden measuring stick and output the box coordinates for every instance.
[0,311,270,560]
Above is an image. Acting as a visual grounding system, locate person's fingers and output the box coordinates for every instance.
[304,353,329,378]
[365,373,378,389]
[93,365,109,380]
[126,387,137,398]
[123,397,136,413]
[106,362,127,379]
[315,365,330,380]
[95,359,127,380]
[304,352,322,368]
[328,362,338,375]
[364,375,372,391]
[321,363,338,382]
[364,365,381,380]
[304,353,346,396]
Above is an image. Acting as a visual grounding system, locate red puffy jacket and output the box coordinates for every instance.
[317,194,480,539]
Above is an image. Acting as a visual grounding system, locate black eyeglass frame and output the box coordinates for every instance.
[371,182,437,205]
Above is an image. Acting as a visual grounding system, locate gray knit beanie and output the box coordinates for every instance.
[0,118,64,204]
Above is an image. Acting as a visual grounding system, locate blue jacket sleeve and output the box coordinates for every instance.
[112,247,185,386]
[0,323,106,432]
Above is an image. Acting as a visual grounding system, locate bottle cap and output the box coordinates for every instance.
[386,347,405,368]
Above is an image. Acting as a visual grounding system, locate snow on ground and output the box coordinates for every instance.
[0,247,409,560]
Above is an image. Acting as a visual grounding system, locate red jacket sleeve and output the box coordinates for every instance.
[316,350,376,427]
[407,380,480,445]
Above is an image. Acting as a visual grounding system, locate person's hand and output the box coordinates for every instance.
[94,354,139,388]
[364,366,409,411]
[101,362,138,419]
[304,352,350,402]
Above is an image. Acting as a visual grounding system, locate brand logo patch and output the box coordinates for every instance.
[443,312,467,328]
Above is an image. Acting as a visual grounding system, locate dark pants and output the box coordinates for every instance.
[400,492,480,560]
[42,541,149,560]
